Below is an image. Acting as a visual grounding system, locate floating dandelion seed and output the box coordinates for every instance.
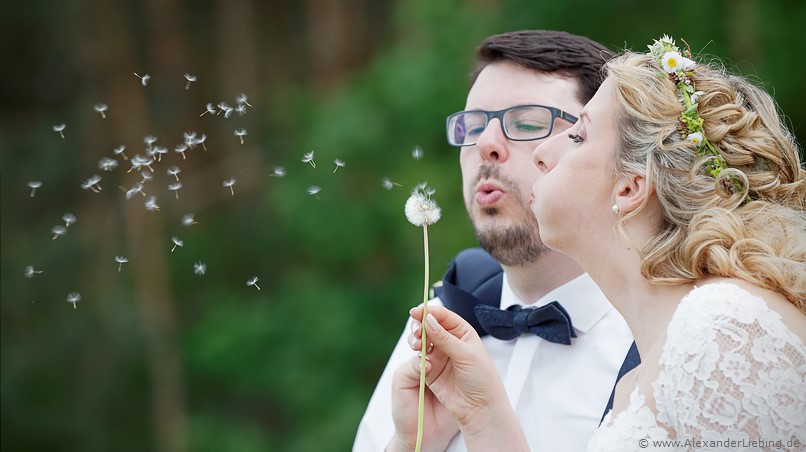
[181,214,197,226]
[167,166,181,181]
[332,159,346,173]
[183,131,197,146]
[235,104,247,116]
[269,166,286,177]
[62,213,76,227]
[114,256,128,272]
[217,102,232,117]
[200,103,217,117]
[184,73,197,90]
[94,103,108,118]
[24,265,43,279]
[51,225,67,240]
[194,261,206,275]
[125,183,145,199]
[170,236,184,252]
[144,135,158,147]
[196,134,207,151]
[98,157,118,172]
[81,175,103,193]
[302,151,316,168]
[53,124,66,139]
[140,171,154,183]
[113,145,128,161]
[27,181,42,197]
[382,177,401,190]
[168,182,183,199]
[153,146,168,162]
[145,196,160,212]
[66,292,81,309]
[235,93,252,107]
[412,145,424,160]
[128,155,148,173]
[234,129,247,144]
[246,276,261,290]
[174,144,188,159]
[134,72,150,86]
[223,178,236,196]
[307,186,322,200]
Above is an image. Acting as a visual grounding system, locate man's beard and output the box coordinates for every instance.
[468,165,547,266]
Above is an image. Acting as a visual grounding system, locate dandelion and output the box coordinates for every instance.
[98,157,118,172]
[27,181,42,197]
[196,133,208,151]
[184,73,197,90]
[307,186,321,200]
[145,196,160,212]
[168,182,183,199]
[114,256,128,272]
[62,213,76,227]
[66,292,81,309]
[170,236,184,252]
[412,145,423,160]
[51,225,67,240]
[167,166,181,181]
[332,159,346,173]
[140,171,153,183]
[134,72,150,86]
[246,276,261,290]
[194,261,206,275]
[200,103,217,117]
[94,103,108,118]
[24,265,43,278]
[382,177,401,190]
[81,175,103,193]
[234,129,247,144]
[223,178,236,196]
[181,213,197,226]
[53,124,66,139]
[113,145,129,161]
[405,183,441,452]
[302,151,316,168]
[269,166,286,177]
[235,93,252,107]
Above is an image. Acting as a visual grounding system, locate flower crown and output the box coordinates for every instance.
[647,35,748,199]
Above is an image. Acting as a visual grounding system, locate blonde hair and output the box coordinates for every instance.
[606,52,806,310]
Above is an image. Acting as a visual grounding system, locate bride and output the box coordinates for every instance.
[387,36,806,451]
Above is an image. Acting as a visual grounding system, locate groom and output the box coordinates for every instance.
[354,30,638,451]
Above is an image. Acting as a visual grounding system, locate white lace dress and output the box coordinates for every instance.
[589,283,806,451]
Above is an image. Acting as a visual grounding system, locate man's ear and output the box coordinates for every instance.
[613,173,653,214]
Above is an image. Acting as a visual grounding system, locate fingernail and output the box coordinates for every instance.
[426,313,440,331]
[410,320,420,334]
[408,335,417,348]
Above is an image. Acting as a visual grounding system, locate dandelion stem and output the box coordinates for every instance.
[415,224,430,452]
[118,263,123,272]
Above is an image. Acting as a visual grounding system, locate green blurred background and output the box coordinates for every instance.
[2,1,804,451]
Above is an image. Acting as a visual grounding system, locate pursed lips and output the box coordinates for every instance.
[474,181,506,206]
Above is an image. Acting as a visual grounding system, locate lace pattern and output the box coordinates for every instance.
[590,283,806,451]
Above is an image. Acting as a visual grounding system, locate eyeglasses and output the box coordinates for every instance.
[446,105,578,147]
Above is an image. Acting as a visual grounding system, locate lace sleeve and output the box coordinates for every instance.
[654,283,806,446]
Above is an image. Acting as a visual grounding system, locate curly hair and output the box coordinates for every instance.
[606,52,806,310]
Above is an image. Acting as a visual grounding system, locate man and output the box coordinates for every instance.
[353,30,636,451]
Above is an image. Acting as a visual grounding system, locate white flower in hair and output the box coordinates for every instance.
[405,186,441,227]
[687,132,704,146]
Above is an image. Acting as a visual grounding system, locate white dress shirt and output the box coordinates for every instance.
[353,273,634,452]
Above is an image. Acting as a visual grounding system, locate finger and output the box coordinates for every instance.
[407,333,434,354]
[421,310,478,361]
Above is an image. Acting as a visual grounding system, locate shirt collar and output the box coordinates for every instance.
[500,273,615,334]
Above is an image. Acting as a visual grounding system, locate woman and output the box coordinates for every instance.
[388,37,806,451]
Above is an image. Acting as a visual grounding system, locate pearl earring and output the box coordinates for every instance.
[611,204,619,214]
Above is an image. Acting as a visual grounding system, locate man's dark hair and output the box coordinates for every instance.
[470,30,613,104]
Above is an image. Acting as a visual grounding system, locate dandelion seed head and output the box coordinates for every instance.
[271,166,286,177]
[144,135,158,146]
[236,93,250,105]
[302,151,315,163]
[307,186,321,196]
[334,159,346,167]
[175,143,188,154]
[194,261,206,275]
[24,265,42,278]
[405,185,441,226]
[234,129,247,137]
[125,184,144,199]
[140,170,153,181]
[114,256,128,264]
[53,124,66,132]
[140,74,151,86]
[184,73,197,82]
[94,103,108,113]
[28,181,42,189]
[52,225,67,236]
[181,214,196,226]
[412,146,424,160]
[66,292,81,306]
[113,145,127,155]
[145,196,160,211]
[246,276,259,286]
[223,178,236,187]
[167,166,181,176]
[235,104,247,115]
[171,236,184,247]
[168,182,183,191]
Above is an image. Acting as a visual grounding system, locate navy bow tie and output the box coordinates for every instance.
[474,301,577,344]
